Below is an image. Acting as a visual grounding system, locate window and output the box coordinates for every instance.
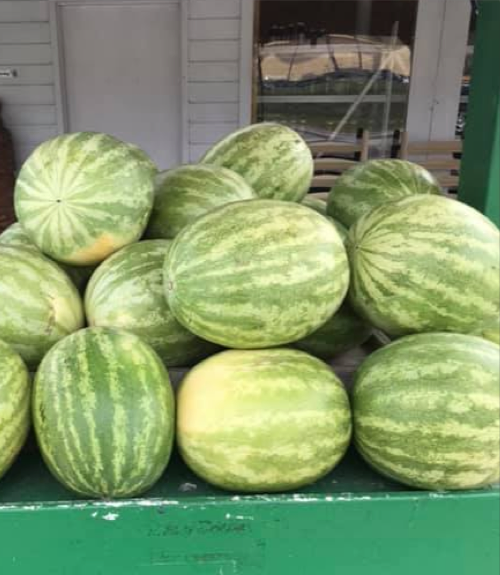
[253,0,419,154]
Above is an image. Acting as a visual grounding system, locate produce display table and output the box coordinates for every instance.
[1,346,498,575]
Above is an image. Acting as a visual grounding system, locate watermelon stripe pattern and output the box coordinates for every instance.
[327,159,441,227]
[294,301,372,361]
[33,328,175,499]
[0,223,95,293]
[0,223,38,251]
[0,340,31,480]
[14,132,156,265]
[201,123,313,202]
[165,200,350,348]
[0,245,84,368]
[85,240,219,367]
[178,349,352,492]
[302,196,328,216]
[470,316,500,345]
[353,333,500,490]
[301,197,348,242]
[146,164,256,239]
[348,195,500,336]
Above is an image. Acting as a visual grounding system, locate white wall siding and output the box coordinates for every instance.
[186,0,243,161]
[0,0,54,168]
[1,0,246,167]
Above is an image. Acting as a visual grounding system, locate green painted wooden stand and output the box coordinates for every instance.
[1,348,499,574]
[1,448,499,575]
[459,0,500,226]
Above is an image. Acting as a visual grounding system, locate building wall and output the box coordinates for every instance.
[0,1,57,167]
[0,0,244,168]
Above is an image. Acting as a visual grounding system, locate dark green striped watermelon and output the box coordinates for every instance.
[146,164,256,239]
[302,195,328,216]
[353,333,500,490]
[201,123,313,202]
[0,245,84,368]
[15,132,157,266]
[294,302,372,361]
[0,340,31,481]
[177,348,352,492]
[165,200,349,348]
[327,159,441,227]
[302,196,348,242]
[0,223,94,293]
[85,240,220,366]
[470,316,500,345]
[33,328,175,499]
[348,195,500,336]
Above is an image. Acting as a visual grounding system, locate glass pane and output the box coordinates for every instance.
[254,0,418,155]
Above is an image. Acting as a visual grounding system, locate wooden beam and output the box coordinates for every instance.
[459,1,500,226]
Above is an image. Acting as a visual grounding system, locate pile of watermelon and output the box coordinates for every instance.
[0,124,499,499]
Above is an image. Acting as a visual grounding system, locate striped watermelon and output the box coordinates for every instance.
[177,348,352,492]
[165,200,349,348]
[146,165,256,239]
[302,196,348,242]
[348,195,500,336]
[33,327,175,499]
[85,240,220,367]
[353,333,500,490]
[470,316,500,345]
[327,159,442,227]
[14,132,157,266]
[201,123,313,202]
[0,223,94,293]
[302,195,328,216]
[294,302,372,361]
[0,222,35,250]
[0,340,30,481]
[0,245,84,368]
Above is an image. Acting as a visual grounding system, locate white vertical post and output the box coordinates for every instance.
[429,0,471,140]
[405,0,446,141]
[406,0,471,142]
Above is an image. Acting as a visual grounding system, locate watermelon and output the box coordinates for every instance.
[33,327,175,499]
[327,159,442,227]
[85,240,220,367]
[294,301,372,361]
[177,348,352,492]
[0,222,36,250]
[470,316,500,345]
[348,195,500,336]
[165,200,349,348]
[146,164,256,239]
[302,195,328,216]
[0,245,84,368]
[353,333,500,490]
[0,340,31,481]
[14,132,156,266]
[201,123,313,202]
[0,223,94,293]
[302,196,348,242]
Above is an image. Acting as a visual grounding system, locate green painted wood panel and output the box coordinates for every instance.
[459,1,500,226]
[1,451,499,575]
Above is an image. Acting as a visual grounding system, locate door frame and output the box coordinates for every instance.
[406,0,471,141]
[48,0,188,160]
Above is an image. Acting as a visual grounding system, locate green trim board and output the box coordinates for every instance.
[459,0,500,226]
[1,450,499,575]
